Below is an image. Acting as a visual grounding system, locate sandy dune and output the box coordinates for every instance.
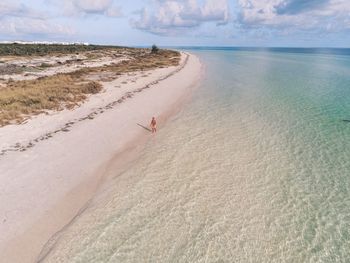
[0,48,146,83]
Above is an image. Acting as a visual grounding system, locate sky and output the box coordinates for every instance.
[0,0,350,47]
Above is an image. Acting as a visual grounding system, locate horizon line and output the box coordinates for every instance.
[1,41,349,49]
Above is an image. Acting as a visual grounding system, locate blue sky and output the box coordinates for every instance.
[0,0,349,47]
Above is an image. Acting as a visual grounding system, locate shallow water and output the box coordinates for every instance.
[42,49,350,262]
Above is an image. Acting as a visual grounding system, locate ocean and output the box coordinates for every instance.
[41,48,350,262]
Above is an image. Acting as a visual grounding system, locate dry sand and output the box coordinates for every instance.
[0,52,202,262]
[0,49,136,83]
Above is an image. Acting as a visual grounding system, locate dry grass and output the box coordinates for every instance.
[0,76,102,126]
[0,49,180,126]
[72,49,180,76]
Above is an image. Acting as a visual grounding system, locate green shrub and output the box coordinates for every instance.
[151,44,159,53]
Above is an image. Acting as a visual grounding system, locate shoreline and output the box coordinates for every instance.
[0,52,202,262]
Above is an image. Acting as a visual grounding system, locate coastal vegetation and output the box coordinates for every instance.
[151,44,159,53]
[0,45,180,126]
[0,43,118,56]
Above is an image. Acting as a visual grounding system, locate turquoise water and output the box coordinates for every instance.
[42,49,350,262]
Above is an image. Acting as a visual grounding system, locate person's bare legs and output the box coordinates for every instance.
[150,117,157,133]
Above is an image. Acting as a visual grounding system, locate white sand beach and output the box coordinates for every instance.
[0,52,202,262]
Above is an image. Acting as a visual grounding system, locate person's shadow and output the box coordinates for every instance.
[137,123,152,132]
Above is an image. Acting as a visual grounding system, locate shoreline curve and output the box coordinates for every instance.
[0,52,203,262]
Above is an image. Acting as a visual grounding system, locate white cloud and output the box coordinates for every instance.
[56,0,123,17]
[237,0,350,33]
[74,0,113,13]
[200,0,230,24]
[0,17,75,37]
[106,6,123,17]
[131,0,230,35]
[0,0,125,41]
[0,1,75,39]
[0,2,46,19]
